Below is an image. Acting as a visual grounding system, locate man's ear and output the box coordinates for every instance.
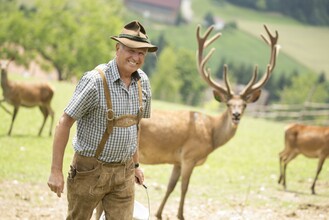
[246,89,262,103]
[115,43,120,51]
[213,90,229,103]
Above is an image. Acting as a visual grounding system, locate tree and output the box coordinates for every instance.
[177,48,207,106]
[0,0,123,80]
[151,47,208,105]
[151,47,182,103]
[279,73,328,104]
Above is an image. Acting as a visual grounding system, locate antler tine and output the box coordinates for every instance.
[196,25,230,95]
[223,64,233,96]
[240,24,279,97]
[261,25,279,47]
[250,46,278,92]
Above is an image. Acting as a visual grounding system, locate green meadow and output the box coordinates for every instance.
[0,75,328,219]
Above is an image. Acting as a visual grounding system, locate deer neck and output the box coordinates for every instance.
[212,109,238,149]
[1,69,11,93]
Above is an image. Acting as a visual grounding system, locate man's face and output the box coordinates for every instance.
[116,44,148,75]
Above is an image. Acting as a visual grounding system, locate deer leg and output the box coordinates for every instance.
[177,161,196,220]
[48,106,54,136]
[282,152,298,191]
[311,157,326,195]
[282,163,288,190]
[38,106,48,136]
[156,165,181,219]
[8,106,19,136]
[0,100,12,115]
[278,155,283,184]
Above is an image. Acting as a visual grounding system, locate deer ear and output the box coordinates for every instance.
[246,89,262,103]
[213,90,228,103]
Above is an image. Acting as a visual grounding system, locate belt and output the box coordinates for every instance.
[98,158,133,167]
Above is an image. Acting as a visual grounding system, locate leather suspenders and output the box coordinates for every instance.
[94,68,143,159]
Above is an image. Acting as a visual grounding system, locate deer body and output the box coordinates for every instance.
[0,59,55,136]
[140,109,237,165]
[278,123,329,194]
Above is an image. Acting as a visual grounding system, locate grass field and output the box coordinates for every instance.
[0,75,329,219]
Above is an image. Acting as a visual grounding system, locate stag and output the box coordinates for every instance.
[0,58,55,136]
[278,123,329,194]
[96,24,279,220]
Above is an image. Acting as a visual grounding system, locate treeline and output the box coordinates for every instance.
[218,0,329,26]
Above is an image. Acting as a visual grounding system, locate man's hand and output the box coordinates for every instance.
[134,167,144,185]
[47,169,64,198]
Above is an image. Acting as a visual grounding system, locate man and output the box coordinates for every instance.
[47,20,157,220]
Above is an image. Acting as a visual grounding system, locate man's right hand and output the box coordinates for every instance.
[47,170,64,198]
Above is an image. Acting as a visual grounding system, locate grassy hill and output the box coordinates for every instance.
[123,0,329,79]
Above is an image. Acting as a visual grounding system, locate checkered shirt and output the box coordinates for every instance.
[64,59,151,163]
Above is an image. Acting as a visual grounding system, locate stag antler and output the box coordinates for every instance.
[239,25,279,97]
[196,25,234,97]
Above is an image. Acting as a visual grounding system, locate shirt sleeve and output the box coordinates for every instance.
[65,73,99,119]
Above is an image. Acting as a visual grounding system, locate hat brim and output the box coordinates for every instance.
[111,36,158,53]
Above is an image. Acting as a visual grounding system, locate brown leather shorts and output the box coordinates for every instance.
[66,153,135,220]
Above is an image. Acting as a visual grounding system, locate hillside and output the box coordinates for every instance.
[123,0,329,78]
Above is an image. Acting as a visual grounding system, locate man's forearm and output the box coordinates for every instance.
[51,114,75,172]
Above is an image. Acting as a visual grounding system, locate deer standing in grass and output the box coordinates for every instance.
[278,123,329,194]
[0,58,55,136]
[136,24,279,220]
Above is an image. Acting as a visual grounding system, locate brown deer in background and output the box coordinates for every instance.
[0,58,55,136]
[96,24,279,220]
[278,123,329,194]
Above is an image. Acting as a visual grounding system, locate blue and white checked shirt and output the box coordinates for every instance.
[65,59,151,163]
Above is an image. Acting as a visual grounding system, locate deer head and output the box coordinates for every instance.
[0,57,14,72]
[196,24,279,125]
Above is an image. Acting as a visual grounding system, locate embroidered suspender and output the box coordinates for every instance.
[94,68,143,159]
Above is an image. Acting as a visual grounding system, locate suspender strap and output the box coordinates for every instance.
[95,68,114,158]
[94,67,143,159]
[97,68,114,132]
